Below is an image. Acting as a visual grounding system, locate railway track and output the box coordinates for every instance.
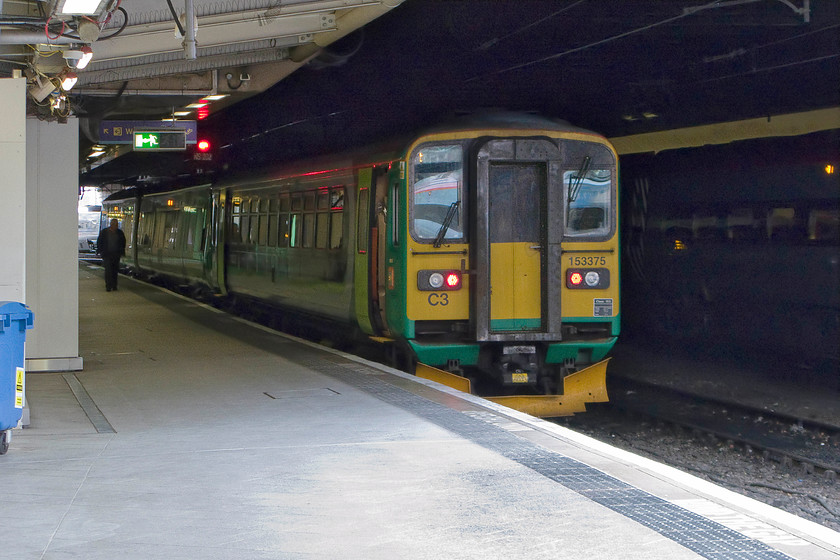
[604,375,840,479]
[556,373,840,529]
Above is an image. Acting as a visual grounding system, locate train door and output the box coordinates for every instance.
[474,139,563,341]
[370,170,391,335]
[207,189,227,294]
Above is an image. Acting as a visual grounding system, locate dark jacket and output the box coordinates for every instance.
[97,227,127,257]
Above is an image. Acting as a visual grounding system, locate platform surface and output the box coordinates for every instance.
[0,264,838,559]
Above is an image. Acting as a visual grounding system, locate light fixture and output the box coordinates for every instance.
[60,72,78,91]
[80,46,94,68]
[65,46,94,70]
[186,102,208,109]
[56,0,105,15]
[173,111,192,117]
[201,94,228,102]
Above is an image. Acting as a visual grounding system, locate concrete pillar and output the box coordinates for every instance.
[25,117,83,372]
[0,78,27,304]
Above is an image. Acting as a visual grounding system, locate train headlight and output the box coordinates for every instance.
[566,268,610,289]
[418,270,462,291]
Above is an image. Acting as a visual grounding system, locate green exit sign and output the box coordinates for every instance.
[133,130,187,151]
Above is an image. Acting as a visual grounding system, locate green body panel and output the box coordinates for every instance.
[383,163,410,337]
[408,340,480,367]
[353,167,375,334]
[545,337,618,364]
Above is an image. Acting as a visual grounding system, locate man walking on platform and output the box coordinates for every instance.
[97,218,126,292]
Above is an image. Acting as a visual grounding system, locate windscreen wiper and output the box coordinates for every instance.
[568,155,591,203]
[434,201,460,248]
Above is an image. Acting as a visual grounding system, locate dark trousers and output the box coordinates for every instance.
[102,254,121,290]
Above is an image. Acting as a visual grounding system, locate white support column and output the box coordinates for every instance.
[24,117,83,372]
[0,78,27,304]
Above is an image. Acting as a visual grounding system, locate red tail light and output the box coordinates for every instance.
[569,272,583,286]
[418,270,463,291]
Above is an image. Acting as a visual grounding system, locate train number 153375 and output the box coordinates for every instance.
[569,256,607,266]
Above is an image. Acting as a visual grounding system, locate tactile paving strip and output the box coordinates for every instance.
[298,353,796,560]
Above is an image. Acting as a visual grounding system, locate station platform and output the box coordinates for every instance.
[1,263,838,559]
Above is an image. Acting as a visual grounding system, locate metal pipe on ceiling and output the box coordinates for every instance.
[184,0,196,60]
[0,30,76,44]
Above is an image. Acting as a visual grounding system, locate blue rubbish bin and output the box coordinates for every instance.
[0,302,34,455]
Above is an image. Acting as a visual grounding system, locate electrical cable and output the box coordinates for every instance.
[44,17,65,41]
[695,53,840,84]
[464,0,758,83]
[166,0,186,38]
[97,7,129,41]
[474,0,587,52]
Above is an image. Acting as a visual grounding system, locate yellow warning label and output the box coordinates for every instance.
[14,367,24,409]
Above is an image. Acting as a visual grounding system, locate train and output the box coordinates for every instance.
[101,113,621,413]
[622,129,839,385]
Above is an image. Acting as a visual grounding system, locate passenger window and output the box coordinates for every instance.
[231,216,242,243]
[268,213,278,247]
[258,214,268,246]
[331,188,344,210]
[290,214,301,247]
[291,195,303,212]
[564,168,611,237]
[316,212,329,248]
[317,191,330,210]
[330,212,343,249]
[303,214,315,248]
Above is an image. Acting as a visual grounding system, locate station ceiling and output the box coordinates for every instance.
[5,0,833,185]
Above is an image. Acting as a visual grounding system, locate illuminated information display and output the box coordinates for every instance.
[133,130,187,151]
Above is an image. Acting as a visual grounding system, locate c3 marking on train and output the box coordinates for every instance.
[428,293,449,306]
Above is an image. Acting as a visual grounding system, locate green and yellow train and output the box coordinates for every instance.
[102,113,620,416]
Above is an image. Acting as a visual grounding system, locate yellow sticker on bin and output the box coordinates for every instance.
[15,367,24,409]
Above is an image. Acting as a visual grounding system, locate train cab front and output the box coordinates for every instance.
[398,122,620,406]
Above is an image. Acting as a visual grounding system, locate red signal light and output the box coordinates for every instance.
[445,272,460,288]
[197,139,211,152]
[569,272,583,286]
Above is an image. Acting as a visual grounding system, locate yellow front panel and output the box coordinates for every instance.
[406,250,470,321]
[490,242,541,321]
[560,239,620,318]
